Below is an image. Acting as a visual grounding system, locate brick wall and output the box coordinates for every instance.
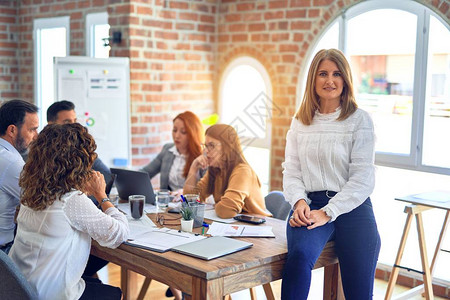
[0,0,449,189]
[0,0,18,102]
[216,0,450,190]
[109,0,217,167]
[9,0,216,171]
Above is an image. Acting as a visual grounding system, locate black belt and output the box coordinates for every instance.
[307,190,337,199]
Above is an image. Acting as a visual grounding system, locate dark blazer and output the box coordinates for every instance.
[141,143,205,190]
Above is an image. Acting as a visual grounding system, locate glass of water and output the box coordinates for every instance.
[156,191,170,213]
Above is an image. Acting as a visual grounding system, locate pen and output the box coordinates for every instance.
[180,195,187,202]
[202,223,209,235]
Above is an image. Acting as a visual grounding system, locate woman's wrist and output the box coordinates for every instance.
[293,199,307,210]
[94,193,108,202]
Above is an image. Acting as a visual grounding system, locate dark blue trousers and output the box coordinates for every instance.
[281,191,381,300]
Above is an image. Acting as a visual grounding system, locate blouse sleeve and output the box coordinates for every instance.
[63,192,129,248]
[282,118,309,207]
[215,164,252,218]
[322,111,375,221]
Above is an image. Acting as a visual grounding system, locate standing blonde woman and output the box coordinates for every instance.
[282,49,380,299]
[9,123,129,300]
[184,124,269,218]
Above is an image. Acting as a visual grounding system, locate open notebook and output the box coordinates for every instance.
[171,236,253,260]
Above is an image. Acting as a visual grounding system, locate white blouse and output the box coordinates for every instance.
[168,146,186,191]
[9,190,129,300]
[282,108,375,221]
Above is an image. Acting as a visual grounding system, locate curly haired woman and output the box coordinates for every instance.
[9,123,129,300]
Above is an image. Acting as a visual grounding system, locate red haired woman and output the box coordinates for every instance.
[141,111,204,194]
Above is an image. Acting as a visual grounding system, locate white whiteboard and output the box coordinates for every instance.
[54,56,130,167]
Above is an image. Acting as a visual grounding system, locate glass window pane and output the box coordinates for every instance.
[243,146,269,196]
[221,65,267,138]
[422,16,450,168]
[312,21,339,54]
[93,24,110,58]
[39,27,67,121]
[347,9,417,155]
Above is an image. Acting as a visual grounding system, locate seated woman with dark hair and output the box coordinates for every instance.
[184,124,270,218]
[9,123,129,300]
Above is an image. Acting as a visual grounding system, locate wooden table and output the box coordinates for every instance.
[385,192,450,300]
[91,214,343,300]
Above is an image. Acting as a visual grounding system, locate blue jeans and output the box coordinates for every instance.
[281,191,381,300]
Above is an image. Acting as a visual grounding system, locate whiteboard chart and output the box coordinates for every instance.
[54,56,130,167]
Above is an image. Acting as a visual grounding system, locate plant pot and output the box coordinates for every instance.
[180,219,194,232]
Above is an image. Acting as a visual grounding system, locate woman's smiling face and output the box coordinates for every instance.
[315,59,344,103]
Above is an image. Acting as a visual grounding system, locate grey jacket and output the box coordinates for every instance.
[141,143,176,190]
[141,143,205,190]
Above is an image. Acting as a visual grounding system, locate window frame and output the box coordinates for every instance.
[85,12,109,58]
[33,16,70,129]
[300,0,450,175]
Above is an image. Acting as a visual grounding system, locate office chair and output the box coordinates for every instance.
[0,250,38,300]
[265,191,291,220]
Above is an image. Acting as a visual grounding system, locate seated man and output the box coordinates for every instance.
[47,100,111,276]
[47,100,113,198]
[0,99,39,254]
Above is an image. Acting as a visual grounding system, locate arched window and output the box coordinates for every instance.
[301,0,450,175]
[301,0,450,283]
[219,57,273,195]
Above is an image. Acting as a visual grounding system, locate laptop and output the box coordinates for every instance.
[171,236,253,260]
[110,168,156,204]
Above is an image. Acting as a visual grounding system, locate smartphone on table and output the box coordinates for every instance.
[233,214,266,224]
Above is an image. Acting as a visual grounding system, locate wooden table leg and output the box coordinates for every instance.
[416,213,433,299]
[184,277,224,300]
[385,210,414,300]
[121,267,139,300]
[262,283,276,300]
[137,277,152,300]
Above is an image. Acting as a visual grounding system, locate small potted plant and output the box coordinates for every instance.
[180,206,194,232]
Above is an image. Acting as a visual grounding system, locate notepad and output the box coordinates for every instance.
[171,236,253,260]
[125,227,206,252]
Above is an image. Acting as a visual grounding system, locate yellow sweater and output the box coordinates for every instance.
[187,163,270,219]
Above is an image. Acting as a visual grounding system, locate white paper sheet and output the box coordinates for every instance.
[203,210,237,224]
[207,222,275,238]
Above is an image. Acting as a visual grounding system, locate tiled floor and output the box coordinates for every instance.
[98,263,449,299]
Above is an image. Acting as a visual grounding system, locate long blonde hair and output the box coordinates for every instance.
[295,48,357,125]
